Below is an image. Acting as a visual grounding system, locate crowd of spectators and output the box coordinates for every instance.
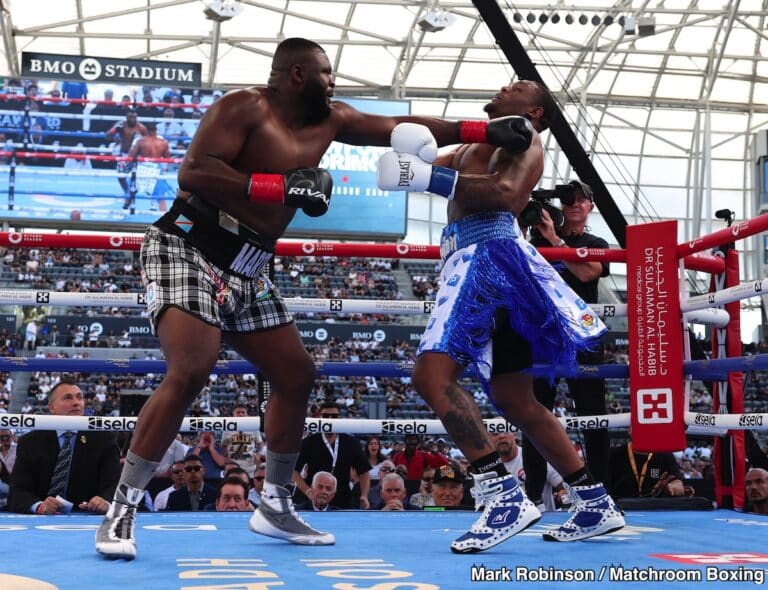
[1,249,410,325]
[0,363,765,514]
[404,261,441,301]
[0,241,765,513]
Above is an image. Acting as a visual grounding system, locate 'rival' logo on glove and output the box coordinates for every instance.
[285,168,330,204]
[287,186,329,204]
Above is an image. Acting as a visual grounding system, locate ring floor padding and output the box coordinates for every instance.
[0,510,767,589]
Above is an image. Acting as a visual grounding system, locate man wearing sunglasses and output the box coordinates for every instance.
[367,460,396,508]
[152,460,186,512]
[165,455,216,511]
[248,463,266,508]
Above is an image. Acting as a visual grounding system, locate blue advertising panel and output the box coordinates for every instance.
[0,78,409,238]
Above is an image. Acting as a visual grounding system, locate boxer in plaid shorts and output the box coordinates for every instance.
[96,38,531,560]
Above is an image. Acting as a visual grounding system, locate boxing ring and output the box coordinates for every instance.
[1,511,766,589]
[1,213,768,588]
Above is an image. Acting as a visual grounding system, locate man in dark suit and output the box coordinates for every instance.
[165,454,217,511]
[9,377,121,514]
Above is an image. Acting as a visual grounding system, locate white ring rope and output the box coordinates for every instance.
[685,411,768,431]
[685,278,768,311]
[2,412,765,433]
[0,414,630,434]
[0,289,730,325]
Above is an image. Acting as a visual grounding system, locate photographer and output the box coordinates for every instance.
[522,180,612,508]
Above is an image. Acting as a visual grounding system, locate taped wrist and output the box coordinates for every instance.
[247,173,284,204]
[427,166,458,200]
[458,120,488,144]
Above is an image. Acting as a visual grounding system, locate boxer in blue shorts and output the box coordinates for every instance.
[378,80,625,552]
[96,38,544,561]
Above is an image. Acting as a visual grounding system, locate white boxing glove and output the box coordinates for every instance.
[390,123,438,163]
[377,151,457,199]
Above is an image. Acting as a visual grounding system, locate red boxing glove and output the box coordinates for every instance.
[458,116,533,154]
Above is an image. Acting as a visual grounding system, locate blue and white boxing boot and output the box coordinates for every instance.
[450,472,541,553]
[543,482,624,542]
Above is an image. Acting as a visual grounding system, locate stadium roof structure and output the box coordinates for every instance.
[2,1,766,109]
[2,1,768,291]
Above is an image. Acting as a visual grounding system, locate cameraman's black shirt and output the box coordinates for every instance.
[530,231,609,304]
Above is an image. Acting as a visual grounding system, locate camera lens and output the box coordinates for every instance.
[543,203,565,228]
[518,200,542,227]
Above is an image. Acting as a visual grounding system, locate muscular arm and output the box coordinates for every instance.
[432,150,459,168]
[333,102,461,148]
[177,89,264,216]
[450,136,544,216]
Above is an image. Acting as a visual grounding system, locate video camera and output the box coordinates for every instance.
[518,183,583,229]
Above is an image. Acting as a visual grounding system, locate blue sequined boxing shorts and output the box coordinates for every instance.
[417,211,606,389]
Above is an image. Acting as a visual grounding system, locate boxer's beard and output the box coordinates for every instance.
[301,80,331,124]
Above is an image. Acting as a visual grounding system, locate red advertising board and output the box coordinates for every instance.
[627,220,685,451]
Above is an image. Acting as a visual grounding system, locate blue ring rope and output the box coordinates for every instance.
[0,354,762,379]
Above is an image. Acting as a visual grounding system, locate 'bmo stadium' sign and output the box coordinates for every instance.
[22,52,202,87]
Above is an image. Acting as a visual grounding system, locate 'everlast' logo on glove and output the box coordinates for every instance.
[398,159,415,187]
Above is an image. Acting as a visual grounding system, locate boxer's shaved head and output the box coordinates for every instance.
[272,38,326,70]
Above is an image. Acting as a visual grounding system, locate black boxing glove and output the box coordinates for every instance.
[247,167,333,217]
[458,115,534,153]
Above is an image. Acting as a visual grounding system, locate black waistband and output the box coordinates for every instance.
[154,197,275,279]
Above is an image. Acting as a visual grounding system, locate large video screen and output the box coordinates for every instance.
[290,98,409,239]
[0,78,408,239]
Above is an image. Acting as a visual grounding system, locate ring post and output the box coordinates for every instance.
[711,247,746,509]
[627,220,686,452]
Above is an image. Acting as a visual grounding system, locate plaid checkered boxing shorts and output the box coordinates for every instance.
[140,223,293,335]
